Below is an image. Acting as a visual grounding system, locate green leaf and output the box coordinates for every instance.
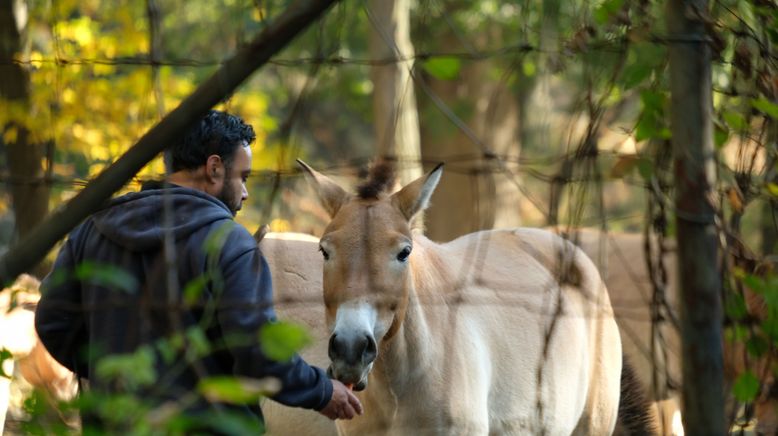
[733,370,761,402]
[522,60,536,77]
[635,91,670,142]
[0,348,12,378]
[762,315,778,342]
[714,122,729,148]
[621,63,652,89]
[95,345,156,390]
[260,321,311,362]
[746,334,769,358]
[203,221,236,256]
[422,57,462,81]
[75,261,138,294]
[183,275,209,305]
[636,158,654,180]
[197,376,279,405]
[620,44,665,89]
[752,97,778,119]
[767,182,778,198]
[186,327,211,357]
[594,0,624,25]
[725,292,748,321]
[640,90,665,112]
[723,111,748,132]
[743,274,766,293]
[635,115,660,142]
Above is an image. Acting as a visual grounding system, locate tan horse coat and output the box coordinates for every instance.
[0,275,76,433]
[286,162,623,435]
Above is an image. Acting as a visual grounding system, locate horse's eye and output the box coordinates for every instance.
[319,245,330,261]
[396,246,412,262]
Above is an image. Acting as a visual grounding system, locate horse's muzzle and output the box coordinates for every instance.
[327,364,368,391]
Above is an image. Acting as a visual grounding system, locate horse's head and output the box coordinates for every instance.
[298,160,442,391]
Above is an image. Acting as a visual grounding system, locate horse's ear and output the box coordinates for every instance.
[390,163,443,221]
[297,159,350,218]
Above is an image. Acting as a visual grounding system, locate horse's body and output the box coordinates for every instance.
[338,229,622,435]
[564,229,683,435]
[292,162,624,435]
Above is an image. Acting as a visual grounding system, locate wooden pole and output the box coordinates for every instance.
[667,0,725,433]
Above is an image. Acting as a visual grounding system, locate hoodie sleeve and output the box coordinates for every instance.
[35,227,88,375]
[214,225,333,411]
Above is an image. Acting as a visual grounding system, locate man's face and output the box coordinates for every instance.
[218,144,251,215]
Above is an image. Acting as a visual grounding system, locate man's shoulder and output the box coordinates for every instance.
[199,219,258,257]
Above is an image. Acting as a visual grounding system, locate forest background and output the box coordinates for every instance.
[0,0,776,433]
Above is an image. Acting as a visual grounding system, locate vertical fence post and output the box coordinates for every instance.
[667,0,725,433]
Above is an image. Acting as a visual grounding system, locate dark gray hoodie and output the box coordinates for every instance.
[35,185,332,427]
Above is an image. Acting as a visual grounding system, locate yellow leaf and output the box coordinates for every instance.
[2,126,18,144]
[767,183,778,198]
[269,219,291,233]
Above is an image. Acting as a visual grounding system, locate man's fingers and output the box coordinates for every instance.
[347,391,364,415]
[339,403,357,420]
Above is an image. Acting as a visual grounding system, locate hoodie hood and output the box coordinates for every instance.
[92,186,233,252]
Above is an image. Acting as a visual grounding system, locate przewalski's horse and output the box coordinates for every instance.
[295,160,634,435]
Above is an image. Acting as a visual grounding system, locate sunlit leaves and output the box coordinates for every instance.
[260,321,311,362]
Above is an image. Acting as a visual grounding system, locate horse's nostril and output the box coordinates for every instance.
[363,335,377,364]
[328,334,345,361]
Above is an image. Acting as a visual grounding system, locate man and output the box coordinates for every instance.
[35,110,361,432]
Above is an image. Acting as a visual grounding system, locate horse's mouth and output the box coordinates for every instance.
[327,365,368,391]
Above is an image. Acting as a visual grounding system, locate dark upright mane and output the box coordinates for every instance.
[614,356,658,435]
[356,160,396,200]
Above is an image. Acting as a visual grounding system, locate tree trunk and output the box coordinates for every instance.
[367,0,422,186]
[0,0,50,253]
[667,1,725,433]
[419,51,521,241]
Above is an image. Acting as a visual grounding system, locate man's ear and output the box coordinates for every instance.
[205,155,225,184]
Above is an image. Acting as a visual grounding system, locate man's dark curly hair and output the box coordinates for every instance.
[164,110,256,173]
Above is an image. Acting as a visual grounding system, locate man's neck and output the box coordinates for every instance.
[168,169,208,192]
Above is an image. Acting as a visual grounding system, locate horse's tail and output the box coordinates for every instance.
[614,355,658,435]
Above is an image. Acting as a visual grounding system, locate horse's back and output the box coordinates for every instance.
[432,228,622,434]
[259,233,338,436]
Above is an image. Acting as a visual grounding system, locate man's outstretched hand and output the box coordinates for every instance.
[319,379,363,420]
